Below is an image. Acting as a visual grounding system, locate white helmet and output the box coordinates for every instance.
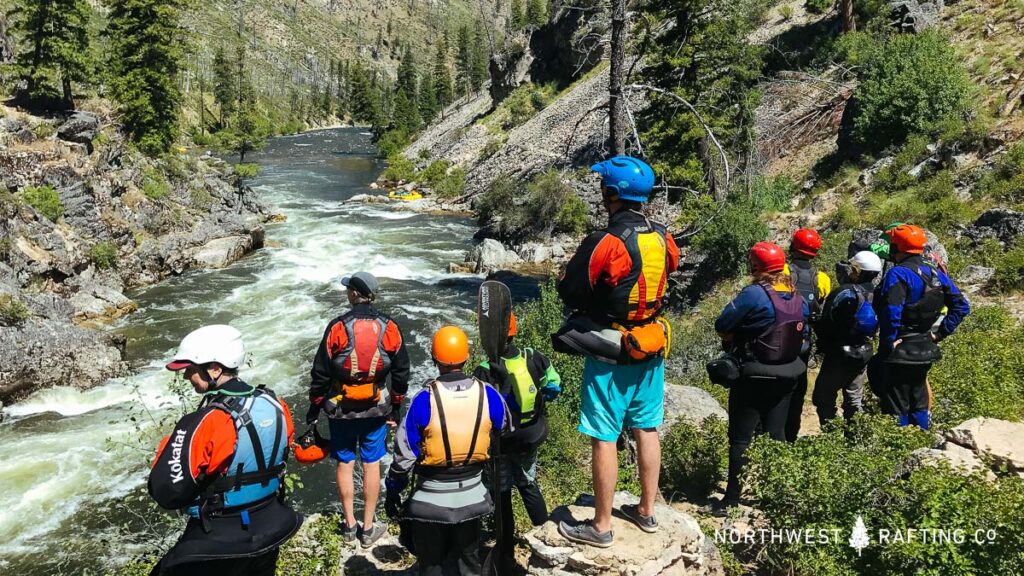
[850,251,883,274]
[166,325,246,371]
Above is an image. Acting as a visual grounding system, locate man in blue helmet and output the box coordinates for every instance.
[555,156,679,547]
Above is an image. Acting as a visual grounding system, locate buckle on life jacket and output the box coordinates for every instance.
[612,317,672,362]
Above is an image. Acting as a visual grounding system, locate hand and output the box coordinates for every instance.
[386,410,400,428]
[542,383,561,402]
[930,332,940,343]
[892,338,903,349]
[384,488,403,519]
[304,403,321,425]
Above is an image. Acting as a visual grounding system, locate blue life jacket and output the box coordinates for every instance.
[188,388,288,517]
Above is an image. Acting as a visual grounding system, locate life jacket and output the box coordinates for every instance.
[605,212,670,325]
[819,283,877,349]
[329,311,391,403]
[500,349,541,427]
[189,388,288,517]
[419,377,492,469]
[790,262,821,322]
[898,263,946,335]
[749,284,805,365]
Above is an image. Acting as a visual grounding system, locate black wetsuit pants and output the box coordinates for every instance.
[725,376,796,502]
[785,352,811,442]
[150,548,279,576]
[411,519,481,576]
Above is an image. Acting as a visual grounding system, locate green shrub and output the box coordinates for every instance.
[749,175,796,213]
[478,170,588,241]
[433,168,466,199]
[0,294,32,326]
[805,0,831,15]
[852,30,974,151]
[866,171,976,234]
[780,4,795,20]
[930,306,1024,427]
[480,137,503,160]
[661,416,728,500]
[275,513,343,575]
[377,129,411,158]
[419,159,453,187]
[141,168,172,200]
[21,185,64,222]
[873,135,932,191]
[382,153,417,182]
[832,197,862,229]
[418,147,432,160]
[477,176,518,226]
[89,242,119,269]
[33,122,55,139]
[234,163,260,178]
[495,82,558,130]
[977,142,1024,203]
[190,188,215,211]
[693,198,769,281]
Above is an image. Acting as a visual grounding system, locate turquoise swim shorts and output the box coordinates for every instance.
[578,356,665,442]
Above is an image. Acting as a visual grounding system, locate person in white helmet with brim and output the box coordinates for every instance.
[147,325,302,576]
[811,252,883,424]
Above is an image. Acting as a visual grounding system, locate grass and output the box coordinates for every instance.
[141,168,172,200]
[89,242,119,269]
[0,294,32,326]
[20,185,64,222]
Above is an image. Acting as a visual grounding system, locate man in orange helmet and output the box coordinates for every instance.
[870,225,970,430]
[384,326,509,576]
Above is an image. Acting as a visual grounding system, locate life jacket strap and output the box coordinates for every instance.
[429,381,455,468]
[462,380,485,467]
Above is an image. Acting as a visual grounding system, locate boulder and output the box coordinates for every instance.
[56,112,100,151]
[889,1,942,34]
[467,239,523,274]
[524,492,722,576]
[190,235,253,269]
[349,193,390,204]
[517,241,567,264]
[661,385,727,433]
[69,282,137,322]
[946,418,1024,473]
[968,208,1024,247]
[489,41,535,106]
[903,445,996,481]
[957,265,995,290]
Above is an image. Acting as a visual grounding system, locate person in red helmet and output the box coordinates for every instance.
[782,228,831,442]
[713,242,809,509]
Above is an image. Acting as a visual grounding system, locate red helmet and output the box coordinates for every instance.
[508,312,518,337]
[293,425,330,464]
[790,228,822,257]
[889,224,927,255]
[749,242,787,274]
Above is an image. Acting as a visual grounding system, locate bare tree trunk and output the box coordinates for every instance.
[841,0,856,33]
[608,0,627,156]
[62,74,74,110]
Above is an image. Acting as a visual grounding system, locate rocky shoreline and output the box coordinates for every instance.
[0,106,273,405]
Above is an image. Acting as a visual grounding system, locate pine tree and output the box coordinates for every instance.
[107,0,188,155]
[218,98,270,162]
[349,61,379,125]
[212,45,236,124]
[9,0,92,108]
[470,28,489,92]
[396,46,418,101]
[432,39,454,109]
[510,0,526,31]
[418,71,438,123]
[455,25,472,97]
[526,0,547,28]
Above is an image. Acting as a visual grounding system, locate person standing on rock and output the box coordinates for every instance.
[148,325,302,576]
[715,243,809,509]
[384,326,508,576]
[783,228,831,442]
[555,156,679,547]
[869,225,970,430]
[812,251,882,424]
[473,312,562,559]
[306,271,411,546]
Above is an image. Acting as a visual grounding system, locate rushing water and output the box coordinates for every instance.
[0,128,508,574]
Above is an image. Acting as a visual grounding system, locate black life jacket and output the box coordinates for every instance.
[749,284,806,365]
[818,283,875,349]
[604,211,671,325]
[790,261,821,322]
[898,263,945,335]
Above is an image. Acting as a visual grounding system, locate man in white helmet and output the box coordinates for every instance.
[811,252,882,424]
[148,325,302,576]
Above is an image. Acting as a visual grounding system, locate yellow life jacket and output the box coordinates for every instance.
[420,378,492,468]
[503,352,537,425]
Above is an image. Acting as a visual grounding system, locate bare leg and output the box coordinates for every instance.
[362,461,381,528]
[337,461,357,528]
[591,438,618,533]
[633,428,661,517]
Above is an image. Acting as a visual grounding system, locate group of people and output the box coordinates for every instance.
[712,222,971,507]
[144,154,970,575]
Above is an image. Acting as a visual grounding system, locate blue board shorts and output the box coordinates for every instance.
[328,416,388,464]
[579,356,665,442]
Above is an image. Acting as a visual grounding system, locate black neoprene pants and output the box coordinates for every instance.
[725,377,796,502]
[785,352,811,442]
[411,519,481,576]
[150,549,279,576]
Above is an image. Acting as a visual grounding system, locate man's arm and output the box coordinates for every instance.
[937,271,971,339]
[386,389,430,491]
[880,271,907,346]
[558,231,627,312]
[385,320,411,397]
[309,321,338,406]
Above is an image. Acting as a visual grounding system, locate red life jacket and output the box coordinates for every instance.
[329,312,390,402]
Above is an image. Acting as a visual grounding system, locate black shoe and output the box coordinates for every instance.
[359,521,388,548]
[338,520,358,541]
[557,520,614,548]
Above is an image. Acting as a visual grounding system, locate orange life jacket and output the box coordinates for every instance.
[420,377,491,468]
[606,213,670,324]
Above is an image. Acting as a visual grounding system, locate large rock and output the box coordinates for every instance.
[889,1,943,34]
[0,319,128,404]
[661,385,727,433]
[946,418,1024,473]
[467,238,523,274]
[525,491,722,576]
[489,40,535,107]
[56,112,100,150]
[903,445,996,481]
[517,241,567,264]
[69,281,137,322]
[190,235,253,269]
[966,208,1024,247]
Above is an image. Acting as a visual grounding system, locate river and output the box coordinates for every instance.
[0,128,503,574]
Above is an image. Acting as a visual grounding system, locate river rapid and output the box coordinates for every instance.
[0,128,497,574]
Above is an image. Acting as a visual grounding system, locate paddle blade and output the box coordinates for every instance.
[477,280,513,361]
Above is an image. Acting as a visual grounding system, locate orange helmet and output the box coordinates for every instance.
[791,228,822,257]
[508,312,518,337]
[432,326,470,367]
[889,224,927,255]
[293,426,330,464]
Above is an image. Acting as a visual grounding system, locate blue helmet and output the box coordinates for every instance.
[591,156,656,202]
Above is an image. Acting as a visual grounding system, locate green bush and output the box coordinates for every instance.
[852,30,974,151]
[743,414,1024,575]
[419,159,453,187]
[866,171,976,234]
[479,137,503,160]
[89,242,119,269]
[275,513,343,575]
[0,294,32,326]
[234,163,260,178]
[805,0,832,15]
[433,168,466,199]
[382,153,416,182]
[141,168,172,200]
[418,147,432,160]
[377,129,411,158]
[190,187,215,211]
[33,122,55,139]
[478,170,588,241]
[780,4,795,20]
[977,142,1024,203]
[661,416,728,500]
[693,198,769,281]
[495,82,558,130]
[21,185,64,222]
[749,175,796,213]
[929,306,1024,427]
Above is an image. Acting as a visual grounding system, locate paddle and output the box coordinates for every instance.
[477,280,512,576]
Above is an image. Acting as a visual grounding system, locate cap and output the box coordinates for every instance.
[341,271,379,297]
